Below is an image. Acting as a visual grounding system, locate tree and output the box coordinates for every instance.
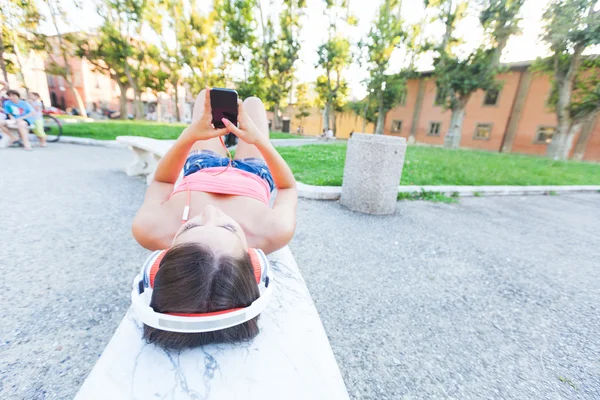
[42,0,88,117]
[315,0,355,135]
[78,0,150,119]
[362,0,405,134]
[151,0,221,121]
[255,0,306,129]
[0,0,42,90]
[540,0,600,160]
[346,95,377,132]
[429,0,524,148]
[294,82,311,131]
[138,43,169,122]
[214,0,263,99]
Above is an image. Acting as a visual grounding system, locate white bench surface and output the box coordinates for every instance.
[75,246,349,400]
[116,136,173,157]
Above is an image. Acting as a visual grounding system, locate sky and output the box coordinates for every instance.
[39,0,553,100]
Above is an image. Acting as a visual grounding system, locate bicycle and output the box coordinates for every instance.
[35,113,63,143]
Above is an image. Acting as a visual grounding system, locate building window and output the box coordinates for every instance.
[535,126,556,144]
[474,123,492,140]
[48,75,55,87]
[391,120,402,133]
[484,89,499,106]
[398,89,407,106]
[434,87,448,106]
[428,122,441,136]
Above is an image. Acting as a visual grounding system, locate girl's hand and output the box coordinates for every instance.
[222,101,265,145]
[183,88,229,141]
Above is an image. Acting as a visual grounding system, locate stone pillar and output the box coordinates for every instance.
[340,133,407,215]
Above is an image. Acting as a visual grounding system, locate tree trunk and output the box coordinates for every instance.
[332,110,337,136]
[362,100,368,133]
[134,90,143,119]
[375,100,385,135]
[0,34,8,82]
[174,84,181,122]
[444,103,466,149]
[156,98,162,123]
[124,64,142,119]
[117,81,128,120]
[547,121,580,161]
[65,79,88,118]
[572,116,597,161]
[273,103,280,131]
[12,34,29,94]
[547,44,584,160]
[323,102,331,131]
[48,1,88,117]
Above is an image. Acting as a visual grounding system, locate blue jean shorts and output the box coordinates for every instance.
[184,150,275,192]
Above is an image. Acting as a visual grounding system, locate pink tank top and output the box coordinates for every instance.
[171,167,271,205]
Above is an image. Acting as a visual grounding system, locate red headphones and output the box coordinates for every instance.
[131,248,273,333]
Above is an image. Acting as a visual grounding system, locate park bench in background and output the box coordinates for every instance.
[75,246,349,399]
[116,136,174,184]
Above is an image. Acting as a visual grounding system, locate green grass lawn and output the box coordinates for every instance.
[61,120,306,141]
[276,143,600,186]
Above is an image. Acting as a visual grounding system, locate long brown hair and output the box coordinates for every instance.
[143,243,260,349]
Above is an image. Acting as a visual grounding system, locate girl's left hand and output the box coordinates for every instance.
[183,88,229,141]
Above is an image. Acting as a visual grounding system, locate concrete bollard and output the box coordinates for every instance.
[340,133,407,215]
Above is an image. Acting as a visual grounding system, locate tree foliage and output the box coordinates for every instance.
[315,0,355,133]
[429,0,524,148]
[539,0,600,160]
[294,82,312,125]
[361,0,406,134]
[0,0,43,87]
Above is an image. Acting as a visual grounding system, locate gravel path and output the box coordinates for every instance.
[1,144,599,399]
[290,194,600,400]
[0,144,148,399]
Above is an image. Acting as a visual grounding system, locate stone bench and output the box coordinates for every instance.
[116,136,174,184]
[75,246,349,400]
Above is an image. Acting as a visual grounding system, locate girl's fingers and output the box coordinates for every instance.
[222,118,243,136]
[211,127,229,137]
[203,87,212,115]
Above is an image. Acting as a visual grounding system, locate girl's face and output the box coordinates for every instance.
[171,204,248,256]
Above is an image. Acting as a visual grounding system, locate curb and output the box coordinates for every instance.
[297,182,600,200]
[55,136,123,148]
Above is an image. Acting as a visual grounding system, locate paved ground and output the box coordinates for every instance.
[0,144,148,399]
[1,144,599,399]
[290,195,600,400]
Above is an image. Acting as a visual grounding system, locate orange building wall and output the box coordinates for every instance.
[583,119,600,161]
[384,79,420,139]
[511,73,557,156]
[386,72,521,152]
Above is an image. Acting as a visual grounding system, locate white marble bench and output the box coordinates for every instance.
[116,136,174,184]
[75,246,349,400]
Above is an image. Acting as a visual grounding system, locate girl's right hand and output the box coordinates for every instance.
[183,88,229,141]
[222,101,265,145]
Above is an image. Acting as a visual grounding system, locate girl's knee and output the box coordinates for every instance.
[243,96,264,108]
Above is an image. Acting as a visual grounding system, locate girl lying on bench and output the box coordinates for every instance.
[131,89,297,350]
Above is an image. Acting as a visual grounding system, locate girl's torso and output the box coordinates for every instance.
[162,190,272,248]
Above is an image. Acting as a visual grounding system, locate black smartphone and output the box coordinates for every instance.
[210,88,238,128]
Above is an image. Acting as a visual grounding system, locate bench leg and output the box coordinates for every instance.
[125,147,156,177]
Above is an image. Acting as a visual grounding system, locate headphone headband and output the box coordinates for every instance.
[131,248,272,334]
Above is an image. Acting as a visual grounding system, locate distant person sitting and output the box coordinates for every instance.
[0,90,35,150]
[28,92,47,147]
[326,128,333,138]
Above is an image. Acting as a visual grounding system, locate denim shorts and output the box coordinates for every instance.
[184,150,275,192]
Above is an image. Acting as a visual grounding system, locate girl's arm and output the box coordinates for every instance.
[153,90,228,186]
[223,103,297,253]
